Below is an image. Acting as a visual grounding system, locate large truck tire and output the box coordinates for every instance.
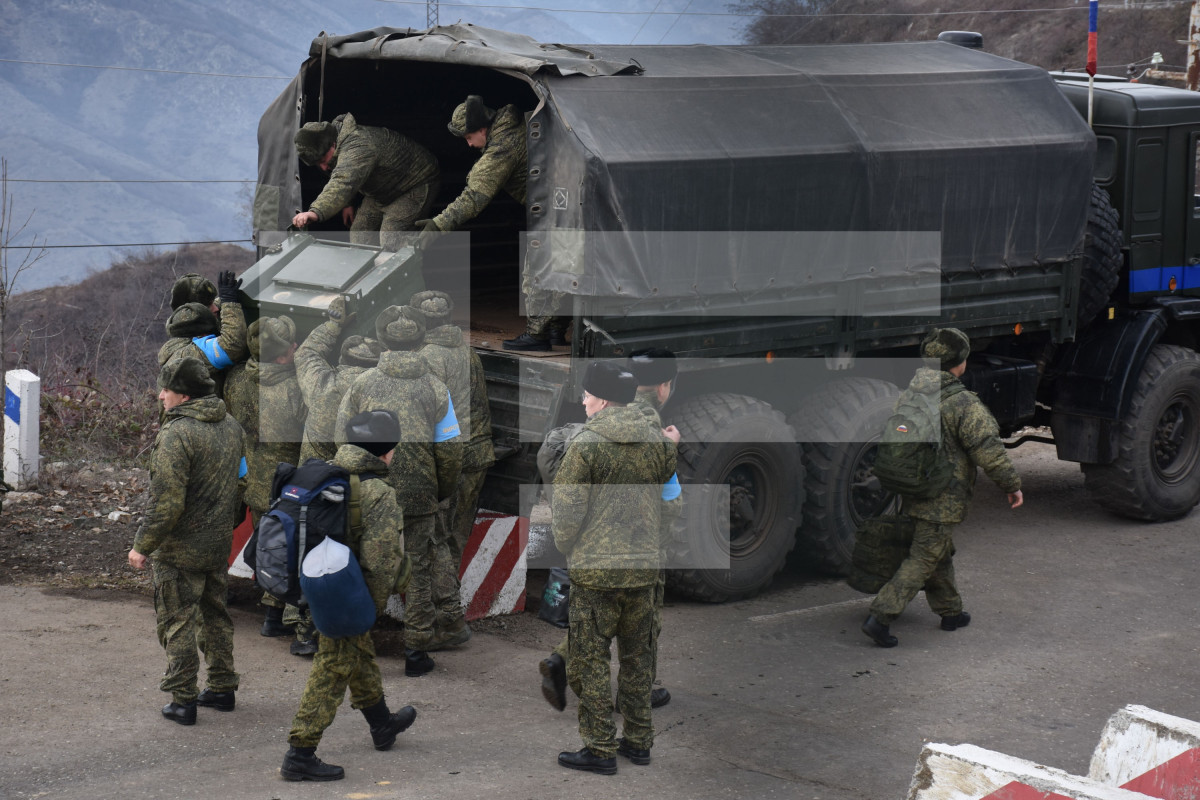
[1082,344,1200,520]
[792,378,900,575]
[1078,183,1122,329]
[665,393,802,602]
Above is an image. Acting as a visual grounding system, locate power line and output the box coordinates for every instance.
[7,179,254,184]
[0,58,289,80]
[1,239,253,250]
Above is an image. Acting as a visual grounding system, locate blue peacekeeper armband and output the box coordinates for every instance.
[192,335,234,370]
[434,393,462,442]
[238,457,248,479]
[662,473,681,501]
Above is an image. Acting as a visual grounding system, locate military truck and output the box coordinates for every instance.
[245,24,1200,602]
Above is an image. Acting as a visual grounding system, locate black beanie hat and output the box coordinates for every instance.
[627,347,678,386]
[158,357,215,398]
[582,361,637,404]
[345,409,401,457]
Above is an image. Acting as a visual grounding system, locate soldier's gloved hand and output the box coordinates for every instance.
[327,295,348,324]
[217,270,242,304]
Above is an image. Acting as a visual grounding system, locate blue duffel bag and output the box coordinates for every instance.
[300,537,376,639]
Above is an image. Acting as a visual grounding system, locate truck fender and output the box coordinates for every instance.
[1050,308,1167,463]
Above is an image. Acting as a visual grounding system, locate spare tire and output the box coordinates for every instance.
[1078,183,1122,329]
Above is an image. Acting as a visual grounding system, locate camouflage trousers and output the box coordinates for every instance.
[869,519,962,625]
[152,562,238,704]
[555,571,665,698]
[287,631,383,748]
[404,511,464,650]
[351,180,438,252]
[519,256,568,338]
[566,583,657,757]
[446,466,489,567]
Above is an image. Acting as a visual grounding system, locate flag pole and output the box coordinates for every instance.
[1087,0,1099,127]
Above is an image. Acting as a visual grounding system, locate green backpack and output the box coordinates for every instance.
[872,382,966,500]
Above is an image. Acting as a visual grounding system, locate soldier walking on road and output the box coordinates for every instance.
[282,410,417,782]
[128,358,245,725]
[861,328,1024,648]
[292,113,440,252]
[552,361,679,775]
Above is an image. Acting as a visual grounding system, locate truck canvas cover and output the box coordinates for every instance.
[255,25,1095,312]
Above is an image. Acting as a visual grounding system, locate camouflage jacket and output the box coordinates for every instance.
[156,301,248,395]
[309,113,440,223]
[902,368,1022,524]
[294,320,370,463]
[335,350,463,516]
[224,359,306,513]
[330,444,409,612]
[631,392,682,550]
[420,325,494,471]
[132,395,245,571]
[552,405,678,590]
[433,104,527,232]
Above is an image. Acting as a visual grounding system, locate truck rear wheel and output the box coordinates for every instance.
[665,394,802,602]
[791,378,900,575]
[1078,183,1122,328]
[1082,344,1200,520]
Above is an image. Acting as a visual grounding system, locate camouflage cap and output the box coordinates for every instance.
[921,327,971,370]
[627,347,677,386]
[158,356,215,398]
[294,121,338,166]
[583,360,637,404]
[345,409,402,458]
[248,315,296,362]
[170,272,217,311]
[165,302,219,339]
[410,290,453,320]
[376,305,427,351]
[339,335,383,367]
[447,95,496,137]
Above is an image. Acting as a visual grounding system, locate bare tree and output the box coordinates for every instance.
[0,158,48,387]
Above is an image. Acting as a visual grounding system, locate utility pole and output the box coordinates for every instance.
[427,0,439,29]
[1187,0,1199,91]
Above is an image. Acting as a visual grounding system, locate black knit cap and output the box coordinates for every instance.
[582,361,637,404]
[345,410,401,458]
[158,357,215,398]
[627,347,677,386]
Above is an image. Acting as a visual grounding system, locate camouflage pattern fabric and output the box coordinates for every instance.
[287,631,384,748]
[521,268,566,338]
[307,113,440,228]
[352,180,438,251]
[335,350,463,516]
[868,519,960,625]
[223,359,306,514]
[153,562,238,704]
[420,325,472,446]
[133,395,244,571]
[402,512,462,650]
[157,301,248,397]
[433,104,526,232]
[447,466,488,566]
[901,368,1021,524]
[294,320,372,464]
[464,345,495,471]
[331,444,408,609]
[566,583,657,757]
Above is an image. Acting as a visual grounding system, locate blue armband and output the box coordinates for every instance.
[434,393,462,442]
[662,473,681,501]
[238,457,248,479]
[192,335,234,370]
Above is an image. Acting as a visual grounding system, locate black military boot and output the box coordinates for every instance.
[196,688,236,712]
[161,701,197,725]
[361,699,418,750]
[502,332,551,352]
[617,737,652,765]
[558,747,617,775]
[290,636,319,657]
[281,746,344,782]
[861,614,899,648]
[650,687,671,709]
[539,653,566,711]
[940,611,971,631]
[548,327,568,347]
[405,649,435,677]
[260,605,293,637]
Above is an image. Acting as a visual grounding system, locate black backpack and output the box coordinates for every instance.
[247,459,368,607]
[872,382,966,500]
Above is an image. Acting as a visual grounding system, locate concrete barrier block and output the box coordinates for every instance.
[909,743,1155,800]
[1088,705,1200,797]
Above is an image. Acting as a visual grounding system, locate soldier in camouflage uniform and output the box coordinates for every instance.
[411,290,496,648]
[292,113,439,252]
[158,271,247,397]
[224,316,314,650]
[422,95,567,352]
[552,361,679,774]
[862,328,1025,648]
[129,358,245,725]
[169,272,217,311]
[335,305,464,677]
[282,410,417,782]
[294,296,382,464]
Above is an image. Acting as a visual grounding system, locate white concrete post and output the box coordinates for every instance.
[4,369,40,490]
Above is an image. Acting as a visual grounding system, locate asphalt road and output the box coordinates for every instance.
[3,441,1199,800]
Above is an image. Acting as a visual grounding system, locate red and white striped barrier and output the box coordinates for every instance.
[458,511,528,621]
[1089,706,1200,798]
[228,509,255,579]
